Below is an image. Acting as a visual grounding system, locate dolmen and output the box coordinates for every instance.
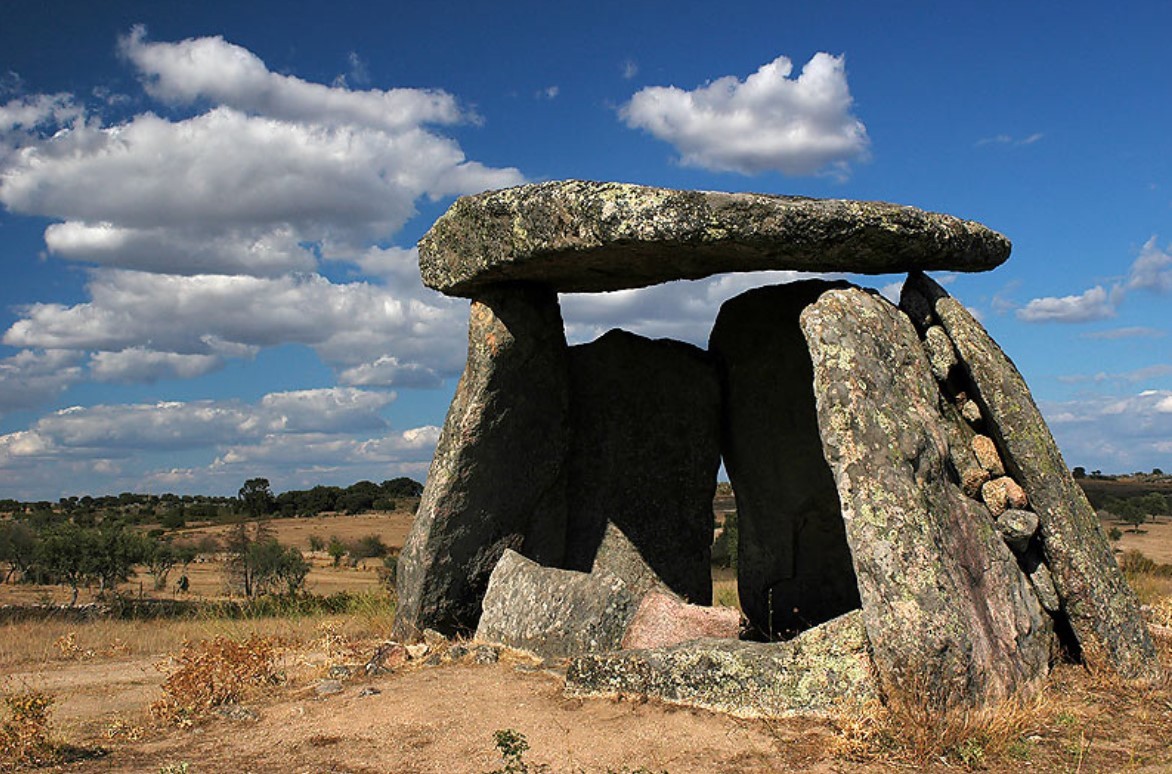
[393,180,1162,716]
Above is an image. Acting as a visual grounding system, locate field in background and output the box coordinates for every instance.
[0,510,415,607]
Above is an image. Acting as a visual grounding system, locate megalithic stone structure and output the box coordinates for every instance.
[394,180,1162,711]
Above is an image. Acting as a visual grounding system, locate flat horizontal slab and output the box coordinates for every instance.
[418,180,1011,296]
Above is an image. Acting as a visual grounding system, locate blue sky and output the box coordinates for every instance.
[1,1,1169,499]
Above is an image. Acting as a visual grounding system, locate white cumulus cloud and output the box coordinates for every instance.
[621,53,869,176]
[1018,237,1172,324]
[0,349,85,413]
[119,26,464,132]
[1016,285,1118,323]
[89,348,223,383]
[4,268,468,375]
[1042,390,1172,472]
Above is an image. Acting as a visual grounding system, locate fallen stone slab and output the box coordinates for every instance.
[419,180,1012,296]
[908,271,1162,682]
[621,592,743,650]
[566,610,875,718]
[475,550,638,659]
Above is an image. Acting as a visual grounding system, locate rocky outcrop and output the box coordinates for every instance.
[393,283,570,640]
[475,550,637,659]
[709,281,859,638]
[801,286,1052,706]
[566,610,875,718]
[906,271,1162,682]
[564,329,721,604]
[419,181,1012,296]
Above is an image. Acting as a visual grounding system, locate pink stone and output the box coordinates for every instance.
[621,592,742,650]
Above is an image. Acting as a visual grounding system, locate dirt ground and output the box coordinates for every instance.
[5,628,1170,774]
[1112,516,1172,564]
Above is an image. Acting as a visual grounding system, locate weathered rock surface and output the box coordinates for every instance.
[800,286,1052,706]
[566,610,875,718]
[564,329,720,605]
[590,522,675,602]
[972,434,1006,476]
[475,550,637,659]
[908,271,1163,682]
[982,476,1029,517]
[709,281,859,638]
[924,325,958,382]
[419,181,1012,296]
[996,509,1040,553]
[393,284,570,640]
[621,592,743,650]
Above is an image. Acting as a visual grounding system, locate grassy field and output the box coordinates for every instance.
[0,510,415,607]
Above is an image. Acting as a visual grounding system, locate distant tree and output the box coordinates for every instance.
[245,538,309,595]
[327,535,347,567]
[380,477,423,499]
[238,478,275,519]
[35,522,99,605]
[1153,468,1165,477]
[159,507,186,530]
[0,521,39,584]
[147,541,178,591]
[89,523,151,597]
[1108,526,1124,542]
[0,516,38,584]
[339,481,380,514]
[225,520,274,597]
[711,512,739,569]
[349,534,389,564]
[223,520,308,597]
[1117,502,1147,533]
[1072,466,1087,479]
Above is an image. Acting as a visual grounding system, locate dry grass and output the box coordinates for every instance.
[0,591,397,670]
[711,566,740,610]
[1111,517,1172,564]
[833,692,1048,768]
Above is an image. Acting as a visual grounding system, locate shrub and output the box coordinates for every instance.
[0,687,57,768]
[151,635,282,725]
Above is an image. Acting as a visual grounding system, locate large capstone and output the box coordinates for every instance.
[800,286,1053,706]
[419,181,1012,296]
[709,280,859,639]
[563,329,721,605]
[907,271,1162,682]
[393,283,570,640]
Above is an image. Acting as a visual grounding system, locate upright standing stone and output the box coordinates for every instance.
[564,329,721,605]
[709,281,859,638]
[801,286,1052,707]
[907,272,1162,682]
[393,283,569,639]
